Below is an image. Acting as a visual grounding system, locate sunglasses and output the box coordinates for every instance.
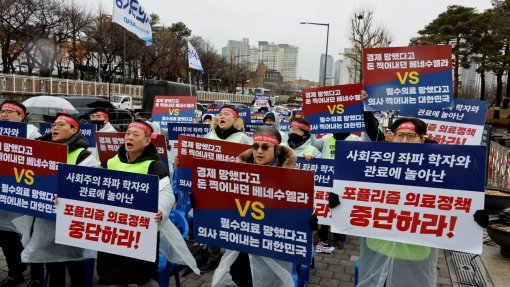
[251,143,275,151]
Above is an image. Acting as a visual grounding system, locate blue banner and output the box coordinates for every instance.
[334,141,485,192]
[0,121,27,138]
[40,123,96,148]
[399,99,489,125]
[238,108,251,123]
[57,164,158,213]
[167,123,209,141]
[296,158,335,188]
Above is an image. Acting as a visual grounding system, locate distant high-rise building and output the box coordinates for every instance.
[278,44,299,82]
[259,41,280,71]
[334,60,342,85]
[339,48,357,84]
[459,63,498,92]
[225,38,250,64]
[223,38,299,82]
[319,54,334,86]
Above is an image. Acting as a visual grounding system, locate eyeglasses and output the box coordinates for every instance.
[251,143,275,151]
[0,110,17,115]
[51,122,69,129]
[395,132,419,140]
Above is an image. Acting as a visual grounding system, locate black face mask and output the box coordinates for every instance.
[288,133,305,145]
[90,120,105,130]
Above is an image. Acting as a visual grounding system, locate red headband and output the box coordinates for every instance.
[92,111,109,121]
[291,121,311,132]
[128,122,156,139]
[56,115,79,129]
[220,107,238,118]
[2,103,25,116]
[395,122,416,133]
[254,134,280,145]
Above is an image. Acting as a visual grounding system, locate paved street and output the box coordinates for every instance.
[1,233,507,286]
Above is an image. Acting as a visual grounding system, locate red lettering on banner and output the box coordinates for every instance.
[349,206,459,238]
[315,202,331,218]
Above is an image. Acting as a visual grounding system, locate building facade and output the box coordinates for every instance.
[319,54,334,86]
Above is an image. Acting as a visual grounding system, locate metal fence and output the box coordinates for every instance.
[488,141,510,189]
[0,73,143,98]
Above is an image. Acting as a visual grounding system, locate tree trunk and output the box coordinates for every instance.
[480,71,486,101]
[494,70,504,119]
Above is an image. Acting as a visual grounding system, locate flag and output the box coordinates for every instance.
[188,41,204,73]
[112,0,153,45]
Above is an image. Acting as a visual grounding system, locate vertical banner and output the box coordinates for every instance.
[151,96,197,134]
[55,164,159,262]
[0,136,67,219]
[363,45,453,111]
[95,132,168,169]
[192,158,314,264]
[302,84,365,133]
[0,121,27,138]
[296,158,335,225]
[399,99,489,145]
[331,141,486,254]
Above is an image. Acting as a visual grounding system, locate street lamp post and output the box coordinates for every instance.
[300,22,330,87]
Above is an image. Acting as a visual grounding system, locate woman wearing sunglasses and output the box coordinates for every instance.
[211,125,300,286]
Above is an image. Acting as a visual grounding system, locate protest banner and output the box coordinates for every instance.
[253,95,271,110]
[280,122,290,133]
[192,158,314,264]
[237,108,251,123]
[95,132,168,168]
[363,45,453,111]
[55,164,159,262]
[0,121,27,138]
[177,135,250,169]
[302,84,365,133]
[167,123,210,175]
[175,135,250,208]
[399,99,489,145]
[331,141,486,254]
[250,112,265,124]
[296,158,335,226]
[0,135,67,219]
[151,96,197,133]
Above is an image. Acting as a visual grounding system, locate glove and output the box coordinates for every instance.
[189,193,195,209]
[474,209,489,228]
[329,193,340,208]
[309,214,318,231]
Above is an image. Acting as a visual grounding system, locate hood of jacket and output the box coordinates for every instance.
[236,145,297,169]
[38,130,89,153]
[117,141,160,163]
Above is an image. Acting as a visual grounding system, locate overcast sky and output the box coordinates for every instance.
[75,0,492,82]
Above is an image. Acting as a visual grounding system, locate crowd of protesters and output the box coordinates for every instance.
[0,92,489,287]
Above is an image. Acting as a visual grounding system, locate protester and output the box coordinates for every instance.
[89,107,117,132]
[282,118,321,160]
[96,120,172,286]
[263,111,288,144]
[202,114,214,124]
[20,113,100,287]
[205,105,251,144]
[211,125,302,286]
[0,101,41,287]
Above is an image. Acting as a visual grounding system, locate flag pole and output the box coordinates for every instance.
[189,71,193,96]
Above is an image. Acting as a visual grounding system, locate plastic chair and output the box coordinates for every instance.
[292,247,315,287]
[158,209,189,287]
[354,259,359,287]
